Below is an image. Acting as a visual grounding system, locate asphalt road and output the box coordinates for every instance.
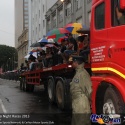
[0,78,71,125]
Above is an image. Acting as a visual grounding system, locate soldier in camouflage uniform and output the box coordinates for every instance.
[70,56,92,125]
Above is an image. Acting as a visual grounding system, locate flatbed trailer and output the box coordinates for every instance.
[20,63,91,110]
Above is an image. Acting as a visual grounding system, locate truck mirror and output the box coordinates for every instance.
[119,0,125,9]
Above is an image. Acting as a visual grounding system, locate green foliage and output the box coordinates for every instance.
[0,45,18,71]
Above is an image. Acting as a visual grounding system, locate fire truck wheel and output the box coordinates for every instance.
[56,80,65,110]
[103,87,125,114]
[47,78,55,103]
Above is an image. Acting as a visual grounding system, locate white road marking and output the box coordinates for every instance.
[0,99,7,113]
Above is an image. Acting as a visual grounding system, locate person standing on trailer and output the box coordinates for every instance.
[70,56,92,125]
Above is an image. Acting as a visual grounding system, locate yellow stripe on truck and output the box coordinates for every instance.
[92,67,125,79]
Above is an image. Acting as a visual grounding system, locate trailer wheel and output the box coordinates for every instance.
[56,80,65,110]
[26,84,30,92]
[22,77,29,92]
[22,77,25,91]
[29,84,34,92]
[47,78,55,103]
[43,81,48,92]
[22,77,26,91]
[103,87,125,114]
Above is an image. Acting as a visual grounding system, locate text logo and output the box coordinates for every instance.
[90,114,121,124]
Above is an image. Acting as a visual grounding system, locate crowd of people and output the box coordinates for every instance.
[20,33,90,71]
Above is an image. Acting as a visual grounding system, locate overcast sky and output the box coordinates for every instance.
[0,0,14,47]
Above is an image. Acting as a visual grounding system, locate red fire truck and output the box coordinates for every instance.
[91,0,125,115]
[20,0,125,115]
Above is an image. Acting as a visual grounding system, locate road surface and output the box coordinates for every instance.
[0,78,71,125]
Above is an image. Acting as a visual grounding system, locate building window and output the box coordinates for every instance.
[65,3,71,17]
[52,19,56,28]
[24,7,28,11]
[76,0,81,10]
[24,16,28,19]
[65,8,71,16]
[95,2,105,29]
[25,20,28,23]
[24,12,28,15]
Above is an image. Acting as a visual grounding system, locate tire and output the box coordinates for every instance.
[56,79,71,110]
[103,87,125,114]
[26,84,30,92]
[22,77,27,91]
[56,80,65,110]
[43,81,48,92]
[22,77,26,91]
[24,80,32,92]
[47,78,55,103]
[29,84,34,92]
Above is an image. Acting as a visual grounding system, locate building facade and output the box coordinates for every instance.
[15,0,29,68]
[17,29,28,68]
[28,0,58,52]
[15,0,23,48]
[46,0,92,33]
[23,0,29,29]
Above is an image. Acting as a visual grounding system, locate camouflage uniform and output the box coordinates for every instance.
[70,63,92,125]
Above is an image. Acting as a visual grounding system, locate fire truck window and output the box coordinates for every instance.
[95,2,105,29]
[111,0,125,26]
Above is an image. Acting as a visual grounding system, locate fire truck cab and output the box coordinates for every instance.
[91,0,125,114]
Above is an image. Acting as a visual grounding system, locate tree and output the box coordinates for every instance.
[0,45,18,72]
